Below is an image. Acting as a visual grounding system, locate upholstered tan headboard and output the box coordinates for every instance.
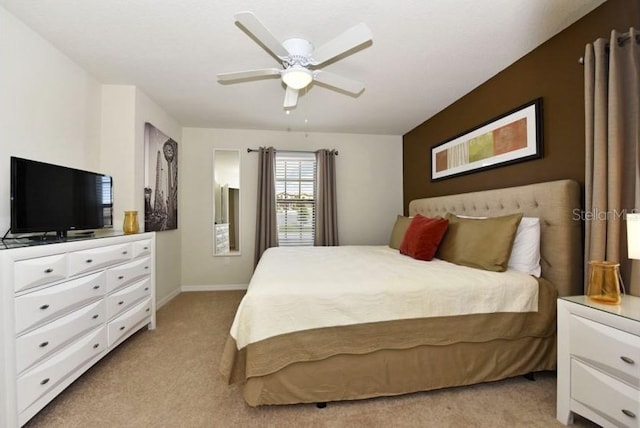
[408,179,582,297]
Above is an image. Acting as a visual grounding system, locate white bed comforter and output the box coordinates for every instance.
[230,246,538,349]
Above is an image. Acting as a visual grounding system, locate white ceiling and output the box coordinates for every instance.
[1,0,604,135]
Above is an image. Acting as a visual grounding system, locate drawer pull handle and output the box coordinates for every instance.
[93,343,100,349]
[144,287,149,291]
[146,308,150,312]
[622,409,636,418]
[39,341,49,348]
[144,266,149,270]
[39,304,50,310]
[93,285,100,290]
[85,259,93,264]
[620,356,635,365]
[44,268,54,274]
[92,314,99,319]
[122,251,128,255]
[119,326,125,331]
[40,378,50,385]
[118,301,124,305]
[118,275,124,280]
[144,246,149,250]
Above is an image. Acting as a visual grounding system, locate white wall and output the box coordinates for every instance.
[0,6,183,305]
[98,85,183,305]
[181,128,403,287]
[0,6,103,232]
[100,85,137,227]
[134,88,182,306]
[1,5,403,297]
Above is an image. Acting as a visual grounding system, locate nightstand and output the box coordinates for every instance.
[557,295,640,427]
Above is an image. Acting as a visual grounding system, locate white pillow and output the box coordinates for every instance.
[455,215,541,277]
[508,217,541,277]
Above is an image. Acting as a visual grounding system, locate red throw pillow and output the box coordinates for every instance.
[399,214,449,261]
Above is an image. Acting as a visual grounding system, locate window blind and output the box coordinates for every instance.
[275,152,316,246]
[100,175,113,226]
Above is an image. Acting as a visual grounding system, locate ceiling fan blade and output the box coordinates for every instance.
[284,87,299,108]
[310,23,372,66]
[313,70,364,94]
[217,68,281,82]
[234,11,290,59]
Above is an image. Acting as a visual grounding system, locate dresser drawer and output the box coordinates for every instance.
[67,243,132,277]
[16,300,105,374]
[105,257,152,293]
[132,239,152,258]
[14,254,68,293]
[107,297,152,347]
[570,314,640,387]
[15,271,106,334]
[105,277,151,320]
[17,326,106,413]
[571,359,639,427]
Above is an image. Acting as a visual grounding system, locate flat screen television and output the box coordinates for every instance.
[10,157,113,239]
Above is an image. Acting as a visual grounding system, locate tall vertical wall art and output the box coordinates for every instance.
[144,123,178,231]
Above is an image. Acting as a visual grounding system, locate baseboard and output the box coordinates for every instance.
[181,284,249,292]
[156,287,181,309]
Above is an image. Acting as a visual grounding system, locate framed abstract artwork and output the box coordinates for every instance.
[431,98,543,181]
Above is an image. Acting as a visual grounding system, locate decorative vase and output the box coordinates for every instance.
[586,260,624,304]
[123,210,139,234]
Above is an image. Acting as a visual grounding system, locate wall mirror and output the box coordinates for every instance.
[213,149,240,256]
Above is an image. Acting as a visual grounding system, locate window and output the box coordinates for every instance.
[275,152,316,246]
[99,175,113,226]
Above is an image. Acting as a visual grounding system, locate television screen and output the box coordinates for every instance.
[10,157,113,237]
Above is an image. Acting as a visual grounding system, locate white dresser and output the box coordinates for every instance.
[214,223,230,254]
[557,295,640,427]
[0,232,156,427]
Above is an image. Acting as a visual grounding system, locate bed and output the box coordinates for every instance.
[220,179,582,406]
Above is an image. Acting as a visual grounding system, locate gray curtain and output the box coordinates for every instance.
[584,28,640,296]
[254,147,278,267]
[315,149,339,246]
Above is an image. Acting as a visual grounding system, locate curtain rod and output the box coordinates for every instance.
[247,148,339,155]
[578,32,639,64]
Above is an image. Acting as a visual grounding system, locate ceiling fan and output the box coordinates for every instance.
[217,11,373,109]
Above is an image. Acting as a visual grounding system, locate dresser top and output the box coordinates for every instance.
[0,230,127,250]
[561,295,640,323]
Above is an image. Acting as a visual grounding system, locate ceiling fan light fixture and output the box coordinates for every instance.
[222,12,373,108]
[282,66,313,90]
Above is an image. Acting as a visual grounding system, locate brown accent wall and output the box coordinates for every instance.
[402,0,639,213]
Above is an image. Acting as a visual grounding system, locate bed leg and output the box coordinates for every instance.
[316,402,327,409]
[524,372,535,381]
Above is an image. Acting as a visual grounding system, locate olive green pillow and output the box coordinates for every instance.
[389,215,413,249]
[436,213,523,272]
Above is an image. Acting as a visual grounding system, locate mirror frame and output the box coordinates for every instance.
[213,149,241,256]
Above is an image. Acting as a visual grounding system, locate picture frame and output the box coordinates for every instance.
[144,123,179,231]
[431,98,543,181]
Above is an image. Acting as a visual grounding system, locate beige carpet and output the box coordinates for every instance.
[24,291,599,428]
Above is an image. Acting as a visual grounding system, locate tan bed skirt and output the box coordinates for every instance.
[222,278,558,406]
[242,334,556,406]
